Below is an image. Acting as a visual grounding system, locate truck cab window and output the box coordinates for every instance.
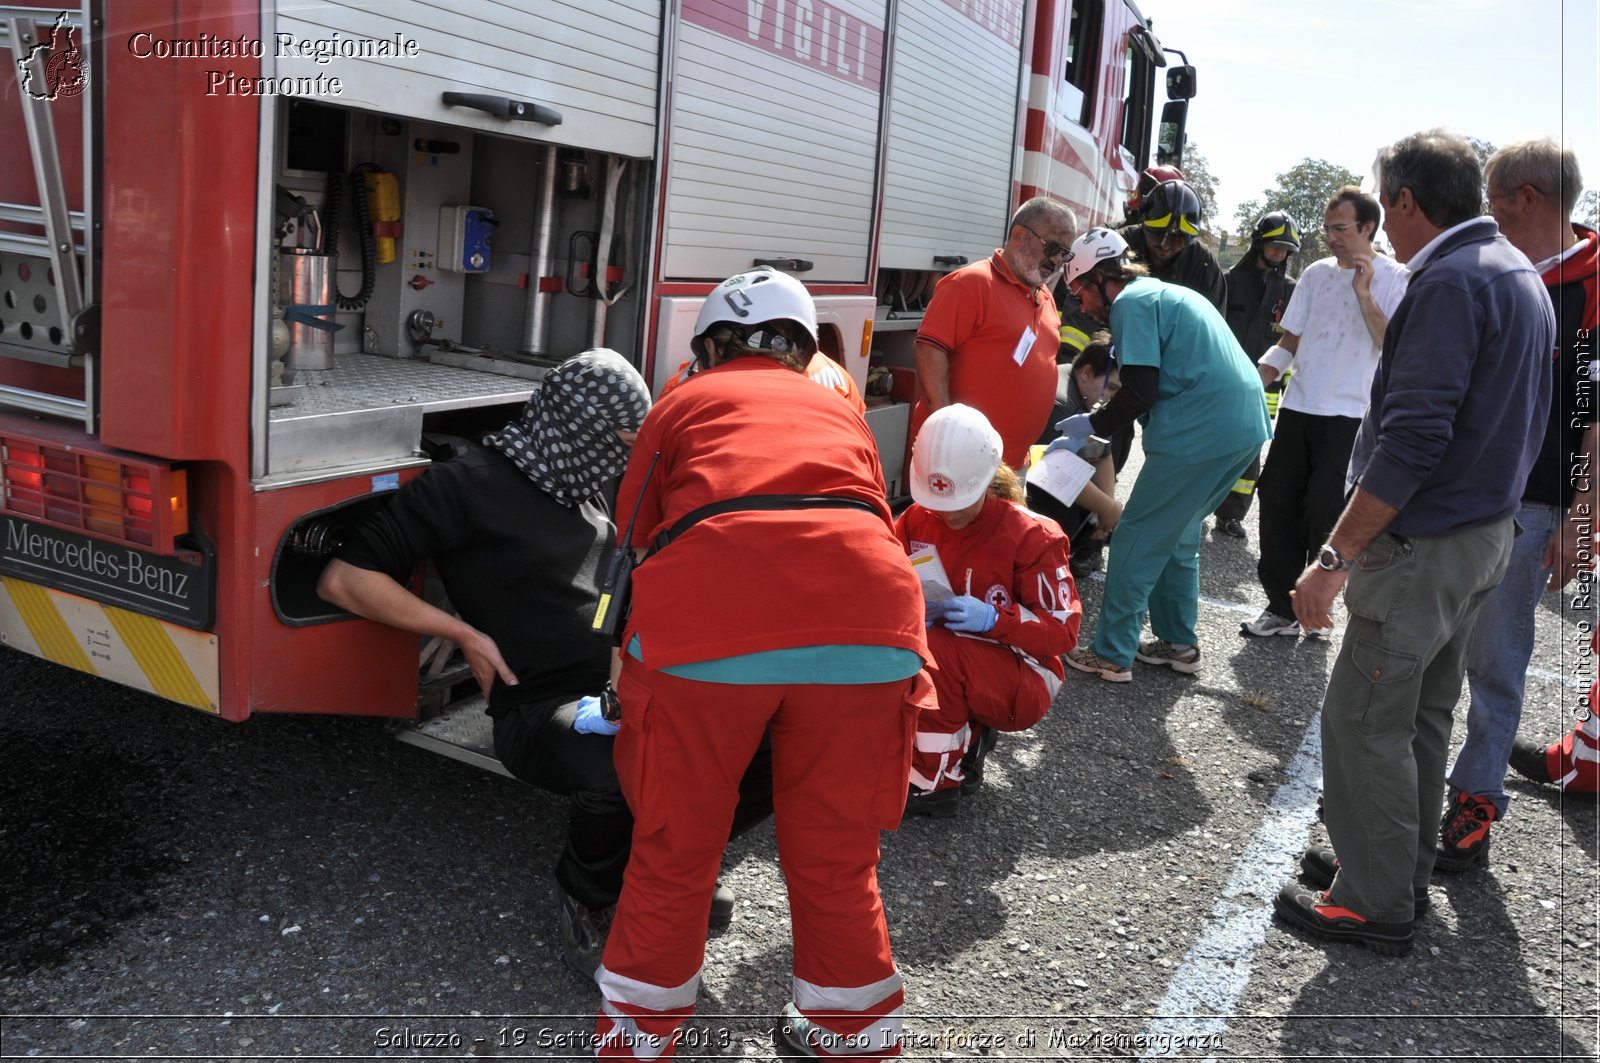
[1120,34,1156,170]
[1061,0,1101,127]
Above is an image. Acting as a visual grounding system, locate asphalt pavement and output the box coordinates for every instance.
[2,482,1597,1061]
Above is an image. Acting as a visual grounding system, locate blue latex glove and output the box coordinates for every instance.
[1054,411,1094,442]
[573,694,620,736]
[1044,434,1089,457]
[941,595,998,633]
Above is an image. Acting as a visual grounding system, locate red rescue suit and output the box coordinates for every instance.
[896,497,1080,792]
[596,358,929,1061]
[1543,630,1600,793]
[658,351,867,413]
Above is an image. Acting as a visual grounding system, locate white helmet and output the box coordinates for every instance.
[1062,227,1129,286]
[910,404,1003,512]
[692,268,819,363]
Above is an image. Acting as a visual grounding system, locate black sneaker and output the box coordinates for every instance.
[1435,790,1497,872]
[1218,517,1248,540]
[904,785,960,819]
[1273,882,1413,956]
[1070,537,1105,576]
[554,878,613,979]
[1299,844,1429,915]
[1508,737,1554,785]
[959,727,998,795]
[710,879,735,929]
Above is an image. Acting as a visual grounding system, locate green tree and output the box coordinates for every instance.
[1575,189,1599,229]
[1178,141,1221,229]
[1233,158,1363,269]
[1467,137,1496,211]
[1466,136,1497,170]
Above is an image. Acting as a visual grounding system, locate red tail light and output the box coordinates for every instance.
[1,427,190,553]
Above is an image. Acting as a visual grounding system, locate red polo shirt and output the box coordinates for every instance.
[913,251,1061,467]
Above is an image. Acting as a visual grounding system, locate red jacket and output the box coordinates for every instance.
[659,352,867,413]
[619,357,927,668]
[896,496,1080,677]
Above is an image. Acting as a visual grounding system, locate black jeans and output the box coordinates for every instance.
[494,694,774,910]
[1255,408,1362,618]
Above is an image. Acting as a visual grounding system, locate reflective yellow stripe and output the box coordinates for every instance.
[1144,212,1199,236]
[3,576,94,673]
[0,577,219,714]
[104,605,213,712]
[1059,325,1091,350]
[1230,479,1257,496]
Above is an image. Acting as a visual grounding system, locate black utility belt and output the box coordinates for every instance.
[592,489,880,647]
[645,493,880,558]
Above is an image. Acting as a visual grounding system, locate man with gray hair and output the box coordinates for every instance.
[1274,129,1554,956]
[1437,137,1599,864]
[914,197,1078,467]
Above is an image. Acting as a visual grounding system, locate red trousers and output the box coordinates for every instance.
[1549,680,1600,793]
[594,658,928,1060]
[910,627,1058,793]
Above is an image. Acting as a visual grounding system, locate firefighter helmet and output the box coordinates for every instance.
[1252,210,1302,253]
[1140,180,1203,239]
[911,404,1003,512]
[692,268,819,364]
[1127,164,1185,218]
[1062,227,1130,287]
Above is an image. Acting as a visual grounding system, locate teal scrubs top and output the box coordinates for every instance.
[1110,277,1272,462]
[627,635,922,685]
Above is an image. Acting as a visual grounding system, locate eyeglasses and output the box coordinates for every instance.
[1322,222,1361,235]
[1488,182,1549,203]
[1019,223,1071,261]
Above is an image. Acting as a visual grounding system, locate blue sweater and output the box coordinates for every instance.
[1348,218,1554,537]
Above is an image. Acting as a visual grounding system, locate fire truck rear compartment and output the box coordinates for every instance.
[263,99,648,483]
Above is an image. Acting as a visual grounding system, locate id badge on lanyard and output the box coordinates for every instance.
[1011,327,1035,367]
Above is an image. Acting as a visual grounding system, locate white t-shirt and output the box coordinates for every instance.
[1270,254,1409,418]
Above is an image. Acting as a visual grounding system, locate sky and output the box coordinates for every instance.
[1142,0,1599,234]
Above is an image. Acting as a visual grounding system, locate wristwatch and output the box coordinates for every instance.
[1316,543,1350,572]
[600,682,623,722]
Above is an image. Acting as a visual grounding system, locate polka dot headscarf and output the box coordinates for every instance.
[483,348,651,507]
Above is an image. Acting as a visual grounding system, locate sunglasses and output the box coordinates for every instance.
[1019,223,1070,261]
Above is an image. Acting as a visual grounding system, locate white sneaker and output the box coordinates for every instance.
[1241,610,1300,638]
[1303,623,1335,640]
[1065,647,1133,683]
[1136,638,1202,674]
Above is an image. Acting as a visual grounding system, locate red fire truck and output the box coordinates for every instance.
[0,0,1193,736]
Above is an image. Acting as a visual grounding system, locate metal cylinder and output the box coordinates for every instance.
[278,249,336,372]
[522,144,559,355]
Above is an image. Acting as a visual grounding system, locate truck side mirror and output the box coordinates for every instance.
[1157,100,1189,168]
[1166,65,1197,101]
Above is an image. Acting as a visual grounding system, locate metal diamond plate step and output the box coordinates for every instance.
[394,696,512,778]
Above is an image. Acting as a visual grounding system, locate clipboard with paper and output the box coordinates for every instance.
[907,543,956,605]
[1024,446,1096,507]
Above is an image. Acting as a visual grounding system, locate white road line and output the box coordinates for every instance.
[1087,572,1589,690]
[1137,713,1325,1062]
[1123,574,1586,1060]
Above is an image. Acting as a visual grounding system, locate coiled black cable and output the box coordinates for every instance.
[323,164,378,310]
